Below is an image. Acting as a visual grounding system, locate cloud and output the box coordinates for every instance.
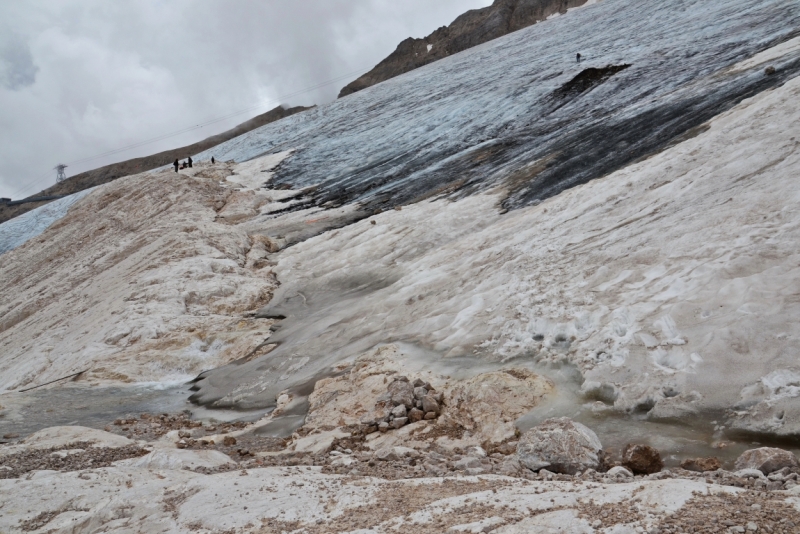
[0,0,492,199]
[0,35,39,90]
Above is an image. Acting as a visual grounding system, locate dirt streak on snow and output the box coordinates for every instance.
[0,161,283,392]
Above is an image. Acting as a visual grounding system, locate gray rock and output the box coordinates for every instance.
[413,387,428,400]
[467,446,487,458]
[421,395,441,415]
[465,467,487,476]
[391,404,407,418]
[391,417,408,429]
[735,447,799,475]
[424,411,437,420]
[388,379,415,408]
[374,448,398,461]
[607,466,633,478]
[454,457,482,470]
[498,457,522,476]
[516,417,603,475]
[735,468,767,479]
[378,422,389,433]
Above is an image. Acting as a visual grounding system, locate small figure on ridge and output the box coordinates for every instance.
[576,53,581,63]
[173,159,179,172]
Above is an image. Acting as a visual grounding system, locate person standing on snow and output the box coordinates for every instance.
[211,156,215,164]
[576,53,581,63]
[173,159,179,172]
[188,156,193,168]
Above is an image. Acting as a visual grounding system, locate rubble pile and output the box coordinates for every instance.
[362,376,444,433]
[106,412,249,440]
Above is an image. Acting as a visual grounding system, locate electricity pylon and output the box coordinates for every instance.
[55,164,67,183]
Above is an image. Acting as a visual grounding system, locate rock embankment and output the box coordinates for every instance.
[338,0,588,97]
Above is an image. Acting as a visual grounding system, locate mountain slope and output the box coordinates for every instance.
[2,0,800,445]
[0,104,310,224]
[338,0,589,98]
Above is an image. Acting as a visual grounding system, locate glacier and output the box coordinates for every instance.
[2,0,800,451]
[195,0,800,212]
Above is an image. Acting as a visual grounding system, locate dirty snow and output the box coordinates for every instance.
[194,72,800,439]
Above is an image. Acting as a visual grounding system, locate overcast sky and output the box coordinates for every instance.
[0,0,492,199]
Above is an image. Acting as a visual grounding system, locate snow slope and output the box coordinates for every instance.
[2,0,800,444]
[193,68,800,439]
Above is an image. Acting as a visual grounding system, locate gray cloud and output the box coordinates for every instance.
[0,0,491,199]
[0,36,39,90]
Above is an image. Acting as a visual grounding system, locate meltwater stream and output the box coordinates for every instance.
[2,349,798,470]
[390,342,800,469]
[0,384,269,442]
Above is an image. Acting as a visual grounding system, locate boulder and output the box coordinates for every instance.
[388,379,415,408]
[408,408,424,423]
[680,457,722,472]
[735,468,767,479]
[607,466,633,478]
[622,444,663,475]
[391,404,407,418]
[454,457,482,470]
[421,395,441,415]
[516,417,603,475]
[391,417,408,429]
[446,369,553,444]
[735,447,799,475]
[413,387,428,400]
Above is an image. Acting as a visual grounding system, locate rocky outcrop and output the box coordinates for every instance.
[735,448,799,475]
[516,417,603,474]
[444,369,553,445]
[338,0,588,98]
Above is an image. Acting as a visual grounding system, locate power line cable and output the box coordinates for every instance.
[14,65,370,198]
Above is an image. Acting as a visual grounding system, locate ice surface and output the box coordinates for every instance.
[194,0,800,213]
[0,189,94,255]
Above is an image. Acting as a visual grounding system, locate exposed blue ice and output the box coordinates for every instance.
[194,0,800,211]
[0,189,95,255]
